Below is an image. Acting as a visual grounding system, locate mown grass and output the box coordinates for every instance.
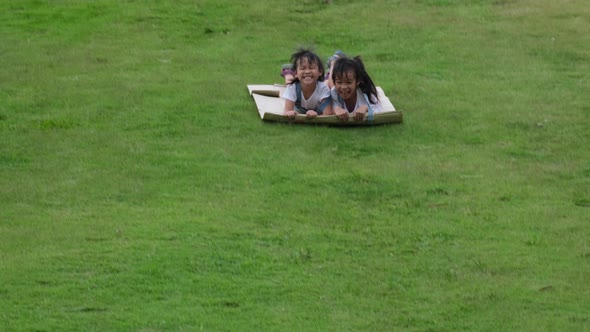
[1,0,589,331]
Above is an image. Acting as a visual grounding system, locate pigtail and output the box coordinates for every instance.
[353,56,379,103]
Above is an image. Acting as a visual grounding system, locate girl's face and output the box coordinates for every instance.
[334,71,359,101]
[295,58,322,86]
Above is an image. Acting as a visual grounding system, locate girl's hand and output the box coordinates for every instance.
[284,110,297,119]
[305,110,318,119]
[334,107,349,121]
[353,106,367,121]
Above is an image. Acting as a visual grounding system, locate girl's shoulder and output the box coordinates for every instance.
[358,88,381,106]
[316,81,330,94]
[316,81,328,89]
[330,86,339,98]
[281,82,298,100]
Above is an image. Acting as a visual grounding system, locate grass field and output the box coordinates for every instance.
[1,0,589,330]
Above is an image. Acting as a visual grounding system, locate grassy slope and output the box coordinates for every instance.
[1,0,589,330]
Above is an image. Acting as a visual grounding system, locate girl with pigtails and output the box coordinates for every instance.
[329,56,383,122]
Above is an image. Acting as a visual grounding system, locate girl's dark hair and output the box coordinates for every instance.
[331,56,379,103]
[290,48,325,82]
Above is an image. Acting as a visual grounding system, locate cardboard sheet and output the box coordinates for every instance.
[247,84,402,125]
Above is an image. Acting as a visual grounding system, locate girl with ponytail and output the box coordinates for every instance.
[329,56,382,122]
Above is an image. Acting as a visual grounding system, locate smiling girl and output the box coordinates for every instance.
[330,56,382,122]
[281,48,333,119]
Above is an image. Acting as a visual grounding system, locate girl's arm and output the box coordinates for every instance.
[352,105,368,121]
[305,110,318,119]
[321,103,334,116]
[334,106,349,121]
[283,99,297,119]
[326,65,335,89]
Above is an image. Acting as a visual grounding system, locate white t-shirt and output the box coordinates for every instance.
[330,87,383,113]
[281,82,331,112]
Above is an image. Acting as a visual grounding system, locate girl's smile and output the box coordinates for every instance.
[334,71,359,102]
[295,58,321,85]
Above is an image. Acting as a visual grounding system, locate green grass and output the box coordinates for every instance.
[1,0,589,330]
